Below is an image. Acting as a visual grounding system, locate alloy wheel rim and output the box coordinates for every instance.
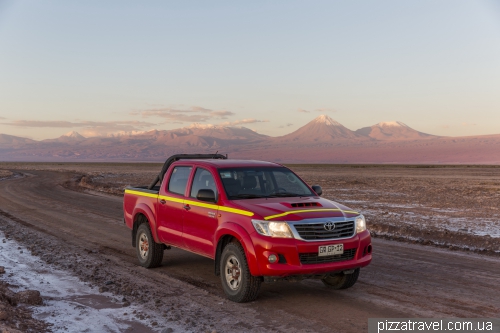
[139,232,149,259]
[224,255,242,291]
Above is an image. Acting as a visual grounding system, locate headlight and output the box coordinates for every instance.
[355,215,366,233]
[252,220,293,238]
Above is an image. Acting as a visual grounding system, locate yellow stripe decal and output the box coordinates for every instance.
[125,189,158,199]
[218,206,254,216]
[159,195,184,204]
[183,198,219,210]
[264,208,359,221]
[125,189,253,217]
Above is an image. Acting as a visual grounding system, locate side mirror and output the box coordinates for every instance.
[311,185,322,196]
[197,189,217,203]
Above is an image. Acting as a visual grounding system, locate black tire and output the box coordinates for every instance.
[136,223,164,268]
[220,242,261,303]
[321,268,360,290]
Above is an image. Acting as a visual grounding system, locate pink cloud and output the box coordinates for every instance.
[133,106,236,122]
[145,112,213,122]
[1,119,157,137]
[2,120,155,128]
[210,110,235,118]
[218,118,269,126]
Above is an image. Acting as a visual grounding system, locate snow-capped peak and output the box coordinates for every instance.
[376,121,409,128]
[187,123,220,129]
[313,115,342,127]
[106,130,152,137]
[62,131,85,138]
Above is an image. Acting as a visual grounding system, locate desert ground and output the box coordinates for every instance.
[0,163,499,332]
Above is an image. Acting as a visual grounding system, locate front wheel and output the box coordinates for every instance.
[321,268,360,289]
[136,223,164,268]
[220,242,261,302]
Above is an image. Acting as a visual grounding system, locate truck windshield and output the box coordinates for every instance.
[218,167,316,199]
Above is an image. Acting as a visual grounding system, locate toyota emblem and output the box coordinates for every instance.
[324,222,335,231]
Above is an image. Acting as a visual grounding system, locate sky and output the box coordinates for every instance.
[1,0,500,140]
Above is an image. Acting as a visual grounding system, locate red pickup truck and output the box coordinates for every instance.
[123,154,372,302]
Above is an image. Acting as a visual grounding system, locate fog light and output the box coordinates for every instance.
[268,254,278,263]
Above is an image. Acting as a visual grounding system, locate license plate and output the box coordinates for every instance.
[318,244,344,257]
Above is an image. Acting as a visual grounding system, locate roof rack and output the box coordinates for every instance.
[148,153,227,190]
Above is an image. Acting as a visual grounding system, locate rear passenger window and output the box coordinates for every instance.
[168,166,192,195]
[190,168,217,199]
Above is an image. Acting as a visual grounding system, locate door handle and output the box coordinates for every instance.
[160,199,166,204]
[183,204,191,211]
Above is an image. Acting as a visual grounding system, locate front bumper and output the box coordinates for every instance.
[251,230,372,277]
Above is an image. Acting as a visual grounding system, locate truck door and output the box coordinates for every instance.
[182,167,219,258]
[157,165,192,247]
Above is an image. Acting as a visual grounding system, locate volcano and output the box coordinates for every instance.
[355,121,435,141]
[276,115,361,142]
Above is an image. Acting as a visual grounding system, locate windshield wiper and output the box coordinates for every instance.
[267,192,302,198]
[232,193,267,199]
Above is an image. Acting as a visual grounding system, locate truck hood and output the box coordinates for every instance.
[231,196,359,221]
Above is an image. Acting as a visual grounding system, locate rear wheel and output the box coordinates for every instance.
[220,242,261,302]
[136,223,163,268]
[321,268,360,289]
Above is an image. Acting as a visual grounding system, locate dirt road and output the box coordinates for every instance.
[1,170,499,332]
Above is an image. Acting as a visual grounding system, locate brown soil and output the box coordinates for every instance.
[0,274,49,333]
[0,170,13,179]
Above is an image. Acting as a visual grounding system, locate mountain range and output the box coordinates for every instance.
[1,115,499,164]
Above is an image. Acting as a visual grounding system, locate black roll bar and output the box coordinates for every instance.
[148,153,227,190]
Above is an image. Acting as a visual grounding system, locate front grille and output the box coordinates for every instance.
[299,248,357,265]
[293,221,355,240]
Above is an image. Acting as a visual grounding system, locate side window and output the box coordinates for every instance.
[190,168,217,199]
[168,166,192,196]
